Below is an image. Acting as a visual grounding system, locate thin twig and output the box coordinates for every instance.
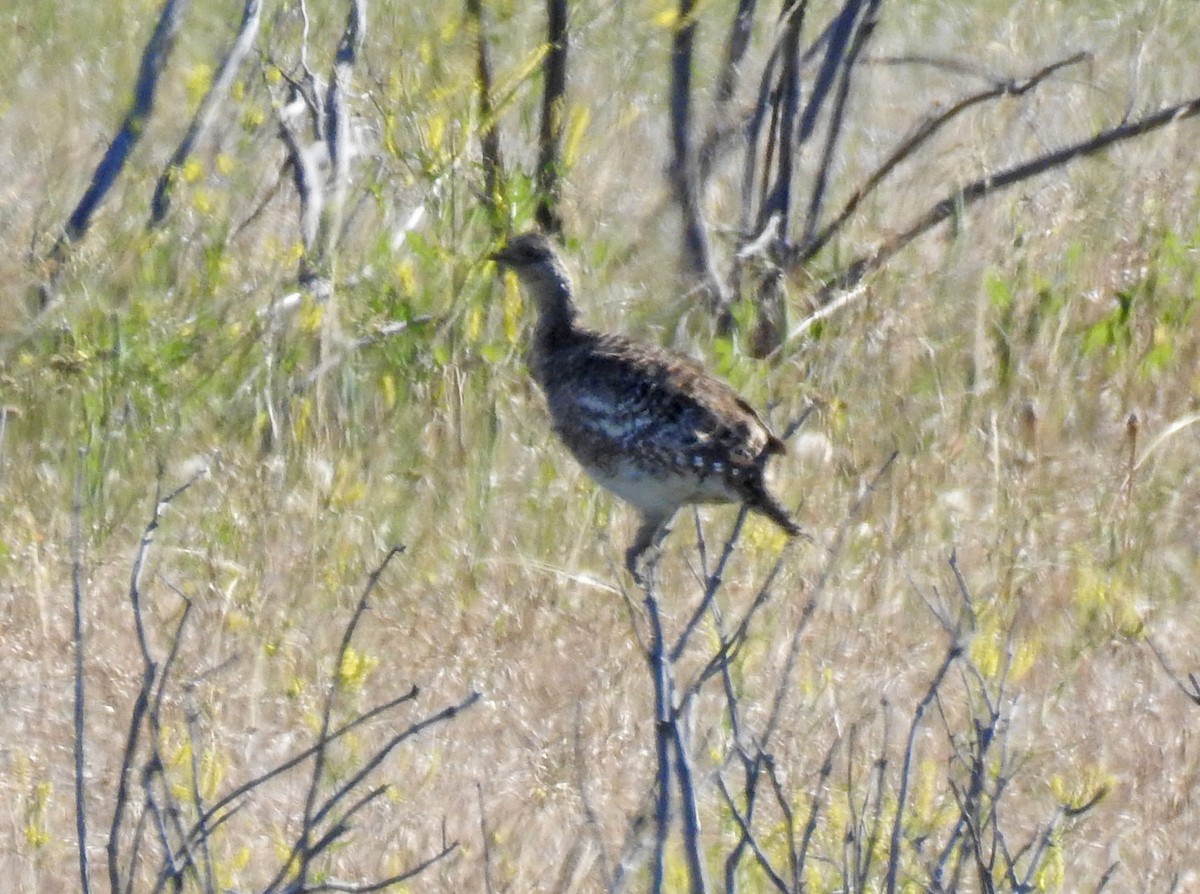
[128,470,207,668]
[643,580,672,894]
[1145,633,1200,705]
[796,735,839,885]
[185,685,420,845]
[884,644,961,894]
[41,0,191,304]
[763,451,898,744]
[698,0,759,187]
[145,592,201,892]
[149,0,263,227]
[301,840,459,893]
[309,694,483,852]
[801,0,879,245]
[671,506,747,662]
[71,449,92,894]
[716,774,790,893]
[794,51,1089,267]
[536,0,569,235]
[108,664,157,894]
[110,470,204,894]
[466,0,505,230]
[805,91,1200,306]
[292,544,405,893]
[670,708,708,894]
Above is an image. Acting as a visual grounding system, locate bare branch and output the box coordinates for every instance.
[536,0,569,235]
[293,543,404,893]
[1145,633,1200,705]
[108,663,157,894]
[716,774,790,894]
[763,451,898,746]
[109,469,205,894]
[643,584,672,894]
[671,507,748,662]
[71,450,92,894]
[301,840,459,893]
[164,684,421,879]
[698,0,758,188]
[149,0,263,227]
[670,710,708,894]
[805,92,1200,306]
[41,0,191,304]
[755,0,808,234]
[669,0,731,324]
[801,0,879,245]
[316,0,366,275]
[467,0,505,230]
[128,470,207,668]
[794,51,1090,267]
[262,689,479,894]
[884,645,961,894]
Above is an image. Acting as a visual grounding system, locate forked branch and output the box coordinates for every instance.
[806,92,1200,307]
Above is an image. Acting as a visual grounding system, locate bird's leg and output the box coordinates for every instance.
[626,510,674,587]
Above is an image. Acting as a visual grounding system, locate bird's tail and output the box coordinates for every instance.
[746,480,805,539]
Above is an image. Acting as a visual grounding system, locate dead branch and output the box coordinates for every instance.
[716,774,790,893]
[315,0,366,277]
[70,450,92,894]
[291,544,404,894]
[160,682,422,883]
[793,50,1090,268]
[698,0,759,188]
[149,0,263,228]
[806,92,1200,307]
[670,708,708,894]
[467,0,505,231]
[269,0,365,295]
[108,469,206,894]
[274,85,326,282]
[536,0,569,235]
[40,0,191,306]
[756,0,811,233]
[1145,633,1200,705]
[801,0,879,246]
[669,0,731,326]
[884,644,961,894]
[643,583,673,894]
[302,840,459,893]
[763,451,897,745]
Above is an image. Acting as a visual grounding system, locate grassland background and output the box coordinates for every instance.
[2,0,1200,890]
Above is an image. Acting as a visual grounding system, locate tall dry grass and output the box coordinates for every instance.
[1,0,1200,890]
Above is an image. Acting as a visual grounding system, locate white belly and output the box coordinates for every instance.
[583,459,734,514]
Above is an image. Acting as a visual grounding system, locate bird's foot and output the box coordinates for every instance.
[626,545,664,590]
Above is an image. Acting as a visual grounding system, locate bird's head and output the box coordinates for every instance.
[489,231,573,304]
[490,231,558,269]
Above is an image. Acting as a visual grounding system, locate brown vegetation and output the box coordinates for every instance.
[2,1,1200,891]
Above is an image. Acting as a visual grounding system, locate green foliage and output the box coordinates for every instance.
[1081,226,1198,379]
[3,1,1200,890]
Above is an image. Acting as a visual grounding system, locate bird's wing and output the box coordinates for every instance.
[547,336,776,469]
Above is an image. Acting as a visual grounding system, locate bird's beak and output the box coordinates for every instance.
[488,246,511,266]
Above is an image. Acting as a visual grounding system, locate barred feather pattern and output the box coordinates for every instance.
[491,231,800,576]
[534,331,790,521]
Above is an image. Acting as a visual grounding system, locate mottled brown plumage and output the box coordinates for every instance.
[491,231,799,580]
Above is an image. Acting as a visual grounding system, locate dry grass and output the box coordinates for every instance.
[2,1,1200,891]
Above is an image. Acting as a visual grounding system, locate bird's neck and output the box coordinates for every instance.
[530,272,579,353]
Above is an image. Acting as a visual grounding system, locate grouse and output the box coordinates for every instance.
[491,231,800,581]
